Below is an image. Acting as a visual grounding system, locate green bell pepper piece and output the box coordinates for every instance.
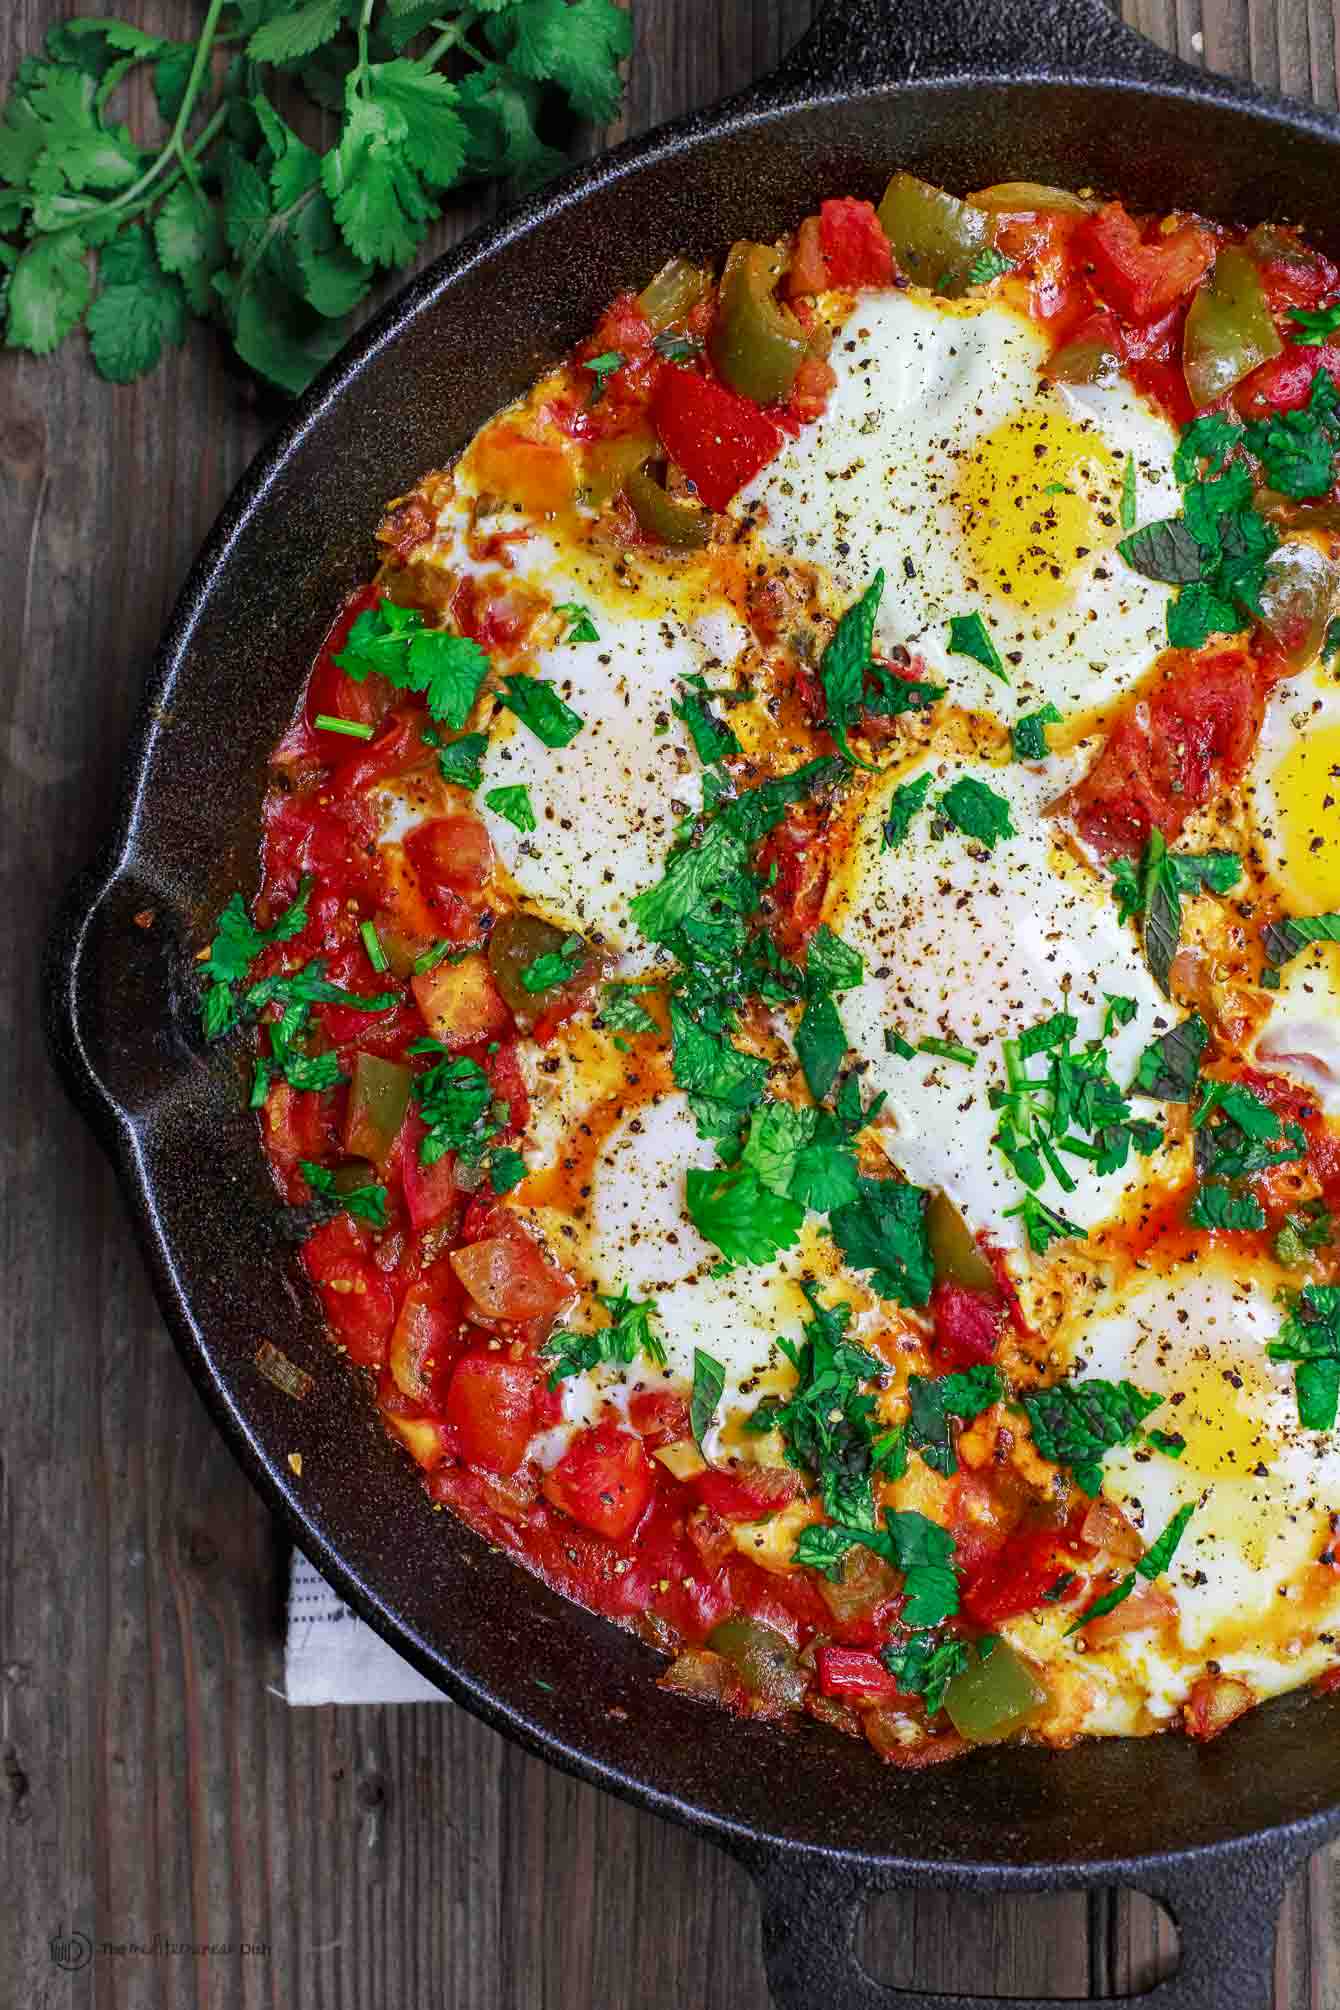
[878,172,991,297]
[1183,245,1282,410]
[709,241,808,404]
[943,1639,1048,1742]
[343,1053,411,1165]
[624,466,714,549]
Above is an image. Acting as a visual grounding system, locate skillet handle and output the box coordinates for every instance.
[745,1850,1289,2010]
[771,0,1194,92]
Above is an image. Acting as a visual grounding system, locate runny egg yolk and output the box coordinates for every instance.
[1169,1358,1279,1483]
[955,402,1121,613]
[1262,722,1340,909]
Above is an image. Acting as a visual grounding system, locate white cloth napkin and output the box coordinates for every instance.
[284,1549,445,1704]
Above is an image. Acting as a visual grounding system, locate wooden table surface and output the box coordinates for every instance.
[6,2,1340,2004]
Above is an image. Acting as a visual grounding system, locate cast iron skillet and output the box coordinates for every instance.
[44,2,1340,2004]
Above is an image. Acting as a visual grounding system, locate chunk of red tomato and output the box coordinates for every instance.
[819,198,893,287]
[449,1210,575,1325]
[960,1520,1082,1627]
[929,1280,1004,1369]
[693,1465,802,1520]
[445,1353,540,1475]
[1075,202,1216,322]
[400,1111,459,1232]
[405,814,494,895]
[542,1422,654,1541]
[301,1216,395,1366]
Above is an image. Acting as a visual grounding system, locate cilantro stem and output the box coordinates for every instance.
[112,0,228,213]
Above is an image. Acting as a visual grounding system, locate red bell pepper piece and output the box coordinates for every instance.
[652,367,782,511]
[816,1644,904,1702]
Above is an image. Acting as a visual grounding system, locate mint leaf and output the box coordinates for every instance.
[483,783,536,833]
[1263,911,1340,968]
[498,672,583,747]
[601,983,658,1035]
[830,1177,933,1308]
[882,772,931,848]
[690,1346,726,1448]
[947,611,1007,682]
[819,572,884,763]
[1023,1377,1162,1494]
[939,776,1014,851]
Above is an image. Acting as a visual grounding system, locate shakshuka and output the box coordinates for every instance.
[201,173,1340,1764]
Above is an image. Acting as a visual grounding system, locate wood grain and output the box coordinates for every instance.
[3,3,1339,2006]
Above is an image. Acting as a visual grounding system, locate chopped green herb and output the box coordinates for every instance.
[1187,1186,1267,1231]
[489,1147,527,1195]
[542,1288,665,1389]
[748,1288,888,1529]
[882,771,932,849]
[1132,1012,1209,1102]
[1242,366,1340,499]
[880,1632,970,1717]
[554,600,599,644]
[1262,911,1340,969]
[412,941,451,976]
[498,673,584,748]
[673,675,741,765]
[601,983,658,1036]
[299,1160,387,1229]
[483,783,537,834]
[1291,303,1340,346]
[905,1366,1003,1477]
[685,1163,804,1266]
[1012,703,1062,762]
[947,611,1007,683]
[1267,1283,1340,1430]
[1275,1205,1333,1267]
[917,1036,977,1068]
[1065,1502,1195,1636]
[519,934,585,993]
[314,713,375,740]
[336,600,490,730]
[359,919,389,974]
[819,572,885,766]
[199,876,313,1040]
[1043,1571,1077,1603]
[939,776,1014,850]
[1023,1376,1163,1495]
[1112,833,1242,995]
[1147,1429,1186,1459]
[968,246,1014,286]
[830,1177,934,1308]
[431,730,489,791]
[1120,452,1137,531]
[690,1346,726,1449]
[885,1027,917,1059]
[795,924,864,1101]
[1003,1191,1084,1254]
[582,348,624,401]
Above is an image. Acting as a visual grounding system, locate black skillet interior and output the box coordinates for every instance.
[43,2,1340,2005]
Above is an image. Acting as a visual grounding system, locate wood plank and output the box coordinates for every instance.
[4,3,1340,2007]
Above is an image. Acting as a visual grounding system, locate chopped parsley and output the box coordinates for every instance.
[555,601,599,644]
[968,247,1014,286]
[1291,303,1340,346]
[498,673,583,748]
[1275,1204,1332,1267]
[939,776,1014,850]
[1187,1186,1266,1232]
[746,1288,889,1529]
[431,730,489,791]
[830,1177,934,1308]
[684,1163,804,1266]
[1012,703,1062,763]
[1147,1429,1186,1459]
[1242,365,1340,498]
[1004,1193,1085,1254]
[583,349,624,401]
[880,1633,970,1717]
[601,983,658,1036]
[1119,420,1280,648]
[483,783,537,833]
[795,923,864,1101]
[882,771,931,849]
[335,599,490,730]
[298,1160,387,1230]
[411,1043,514,1190]
[519,935,585,993]
[946,611,1007,683]
[199,876,313,1039]
[1267,1283,1340,1429]
[541,1288,666,1389]
[1023,1376,1163,1495]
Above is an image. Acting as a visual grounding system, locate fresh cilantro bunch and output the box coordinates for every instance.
[0,0,631,393]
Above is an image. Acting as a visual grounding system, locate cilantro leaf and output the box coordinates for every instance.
[880,1633,969,1717]
[336,600,490,729]
[795,926,862,1102]
[483,783,536,833]
[1187,1186,1267,1231]
[1290,303,1340,346]
[685,1164,804,1265]
[498,672,583,748]
[754,1287,887,1529]
[434,731,489,790]
[519,934,585,993]
[581,347,623,401]
[967,247,1013,286]
[740,1100,815,1198]
[7,232,92,355]
[601,983,658,1036]
[1023,1376,1163,1495]
[1012,704,1062,762]
[830,1177,934,1308]
[939,776,1014,851]
[200,876,313,1038]
[299,1158,387,1229]
[887,1509,961,1627]
[414,1050,497,1167]
[882,771,931,848]
[1242,367,1340,498]
[690,1346,725,1449]
[947,611,1007,682]
[1147,1429,1186,1459]
[541,1287,665,1389]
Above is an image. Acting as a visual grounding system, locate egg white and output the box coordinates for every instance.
[739,290,1180,718]
[823,750,1181,1252]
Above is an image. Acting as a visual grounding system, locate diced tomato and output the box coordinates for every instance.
[1184,1671,1255,1740]
[449,573,546,652]
[628,1391,693,1446]
[1234,335,1340,418]
[1248,233,1339,314]
[328,713,422,795]
[694,1465,803,1520]
[816,1644,904,1703]
[961,1518,1081,1627]
[445,1353,539,1475]
[405,814,494,894]
[388,1261,463,1408]
[543,1422,654,1541]
[261,1079,334,1169]
[1068,648,1264,859]
[411,954,509,1048]
[483,1038,530,1135]
[1075,202,1216,322]
[301,1216,395,1366]
[819,198,893,288]
[929,1281,1004,1369]
[272,586,388,768]
[652,367,782,511]
[400,1110,459,1231]
[449,1212,574,1324]
[758,808,828,956]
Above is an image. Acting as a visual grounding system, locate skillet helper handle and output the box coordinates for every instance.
[772,0,1192,92]
[749,1852,1289,2010]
